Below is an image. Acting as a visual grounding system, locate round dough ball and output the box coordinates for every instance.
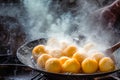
[46,38,60,48]
[59,41,69,50]
[48,49,63,58]
[45,58,62,73]
[37,54,52,68]
[59,56,70,64]
[62,58,81,73]
[99,57,115,72]
[83,42,95,52]
[81,57,98,73]
[63,45,78,57]
[72,51,87,64]
[91,51,105,62]
[32,45,47,60]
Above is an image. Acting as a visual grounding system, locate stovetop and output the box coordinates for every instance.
[0,56,46,80]
[0,64,45,80]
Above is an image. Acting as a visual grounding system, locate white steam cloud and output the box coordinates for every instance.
[23,0,73,40]
[23,0,115,50]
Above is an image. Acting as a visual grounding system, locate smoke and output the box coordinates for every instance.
[23,0,80,43]
[23,0,116,51]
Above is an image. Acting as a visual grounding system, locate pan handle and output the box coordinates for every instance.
[105,42,120,54]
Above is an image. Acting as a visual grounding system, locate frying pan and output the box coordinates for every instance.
[17,38,120,80]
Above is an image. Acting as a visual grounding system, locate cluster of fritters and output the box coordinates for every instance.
[32,38,115,74]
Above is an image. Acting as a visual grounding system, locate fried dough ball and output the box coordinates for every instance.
[37,54,52,68]
[62,58,81,73]
[59,41,69,50]
[46,38,60,48]
[32,45,47,60]
[79,48,87,53]
[45,58,62,73]
[83,42,95,52]
[48,49,63,58]
[81,58,98,73]
[59,56,70,64]
[63,45,78,57]
[72,51,87,64]
[91,52,105,62]
[99,57,115,72]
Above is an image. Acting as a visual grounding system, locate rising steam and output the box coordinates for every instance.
[23,0,115,50]
[23,0,79,40]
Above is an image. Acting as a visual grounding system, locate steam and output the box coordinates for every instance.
[23,0,115,51]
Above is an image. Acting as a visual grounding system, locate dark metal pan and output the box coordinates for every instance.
[16,38,120,80]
